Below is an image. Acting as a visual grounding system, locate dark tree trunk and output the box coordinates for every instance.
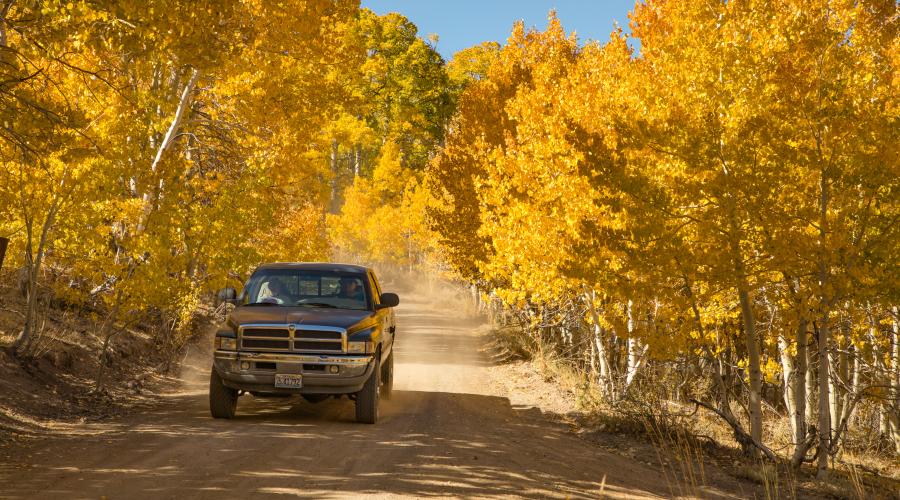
[0,237,8,271]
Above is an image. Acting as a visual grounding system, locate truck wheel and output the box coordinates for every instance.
[209,367,238,419]
[380,352,394,400]
[355,358,380,424]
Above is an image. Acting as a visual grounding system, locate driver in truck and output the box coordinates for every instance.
[263,279,290,304]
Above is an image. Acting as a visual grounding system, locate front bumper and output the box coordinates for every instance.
[213,350,375,394]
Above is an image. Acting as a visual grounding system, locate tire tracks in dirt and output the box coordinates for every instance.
[0,286,737,499]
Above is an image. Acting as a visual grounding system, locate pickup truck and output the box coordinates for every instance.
[211,263,399,423]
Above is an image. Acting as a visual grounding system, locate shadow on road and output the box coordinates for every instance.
[0,279,685,499]
[0,389,671,499]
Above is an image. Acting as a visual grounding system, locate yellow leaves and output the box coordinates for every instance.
[421,2,900,382]
[431,12,637,305]
[257,203,329,264]
[370,142,411,199]
[0,0,363,326]
[329,140,442,268]
[448,42,501,88]
[762,357,783,385]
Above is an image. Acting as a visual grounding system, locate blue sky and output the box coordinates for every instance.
[360,0,638,60]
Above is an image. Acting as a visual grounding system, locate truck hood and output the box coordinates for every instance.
[229,306,375,332]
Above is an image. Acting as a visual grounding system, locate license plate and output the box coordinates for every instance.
[274,374,303,389]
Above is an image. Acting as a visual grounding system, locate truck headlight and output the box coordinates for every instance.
[347,341,374,354]
[216,337,237,350]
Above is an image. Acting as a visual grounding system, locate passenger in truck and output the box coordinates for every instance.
[337,278,365,302]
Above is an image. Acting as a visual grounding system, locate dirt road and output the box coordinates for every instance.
[1,290,691,499]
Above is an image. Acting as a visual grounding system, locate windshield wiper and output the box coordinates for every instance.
[245,302,281,307]
[297,302,338,308]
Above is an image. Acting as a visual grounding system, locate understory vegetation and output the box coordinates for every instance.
[422,0,899,485]
[0,0,897,489]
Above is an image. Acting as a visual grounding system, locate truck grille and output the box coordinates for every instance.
[238,324,346,353]
[242,339,290,350]
[294,341,343,351]
[243,328,289,338]
[295,330,342,341]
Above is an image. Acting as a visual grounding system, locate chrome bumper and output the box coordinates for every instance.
[213,350,375,394]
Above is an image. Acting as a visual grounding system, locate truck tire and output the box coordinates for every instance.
[355,358,380,424]
[209,367,238,419]
[380,352,394,400]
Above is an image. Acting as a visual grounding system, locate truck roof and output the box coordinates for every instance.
[255,262,371,274]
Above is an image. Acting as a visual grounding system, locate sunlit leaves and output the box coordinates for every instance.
[0,0,358,344]
[424,3,900,441]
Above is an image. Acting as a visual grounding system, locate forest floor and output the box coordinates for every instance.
[484,340,900,499]
[0,272,180,449]
[0,276,896,499]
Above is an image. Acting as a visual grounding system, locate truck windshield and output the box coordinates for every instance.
[241,270,369,310]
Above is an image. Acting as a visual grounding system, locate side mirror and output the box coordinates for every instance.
[377,292,399,309]
[217,287,237,303]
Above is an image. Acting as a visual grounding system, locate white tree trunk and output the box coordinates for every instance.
[149,68,199,178]
[787,317,811,466]
[817,317,832,477]
[806,338,817,425]
[779,330,801,446]
[829,346,845,438]
[139,67,200,230]
[594,325,612,398]
[816,169,833,478]
[625,300,646,389]
[890,307,900,454]
[329,139,339,213]
[737,285,764,447]
[14,170,63,355]
[586,290,613,399]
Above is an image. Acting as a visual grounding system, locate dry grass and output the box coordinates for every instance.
[642,414,710,498]
[484,316,900,500]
